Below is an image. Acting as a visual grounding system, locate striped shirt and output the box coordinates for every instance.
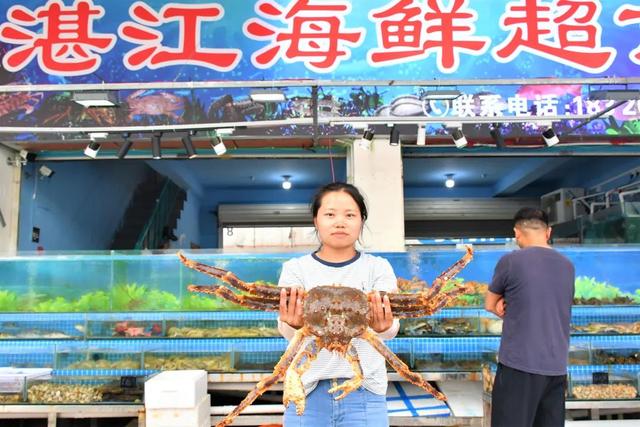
[277,251,400,396]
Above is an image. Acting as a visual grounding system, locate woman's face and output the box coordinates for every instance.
[314,191,363,250]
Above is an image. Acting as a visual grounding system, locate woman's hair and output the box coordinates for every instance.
[310,182,368,221]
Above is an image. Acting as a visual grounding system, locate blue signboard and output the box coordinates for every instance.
[0,1,639,141]
[0,0,638,82]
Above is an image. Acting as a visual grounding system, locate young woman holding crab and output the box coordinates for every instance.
[179,182,472,427]
[277,182,399,426]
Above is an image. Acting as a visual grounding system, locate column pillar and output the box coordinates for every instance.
[347,136,404,251]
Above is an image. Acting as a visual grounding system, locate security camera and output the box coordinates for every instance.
[19,150,37,163]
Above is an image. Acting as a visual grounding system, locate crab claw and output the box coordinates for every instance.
[328,377,363,400]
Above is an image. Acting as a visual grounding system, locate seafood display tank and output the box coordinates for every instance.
[0,246,639,411]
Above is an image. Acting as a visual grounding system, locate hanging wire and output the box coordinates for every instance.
[327,137,336,183]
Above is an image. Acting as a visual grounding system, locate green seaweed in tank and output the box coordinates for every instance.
[573,276,635,305]
[181,293,243,311]
[143,289,180,311]
[73,291,110,312]
[110,283,149,311]
[33,296,74,312]
[0,290,19,311]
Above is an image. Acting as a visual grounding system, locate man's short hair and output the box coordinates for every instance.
[514,207,549,229]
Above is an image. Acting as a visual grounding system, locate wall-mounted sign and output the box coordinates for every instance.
[0,0,638,81]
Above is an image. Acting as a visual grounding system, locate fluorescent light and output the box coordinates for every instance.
[423,90,462,101]
[214,127,235,135]
[249,89,286,102]
[73,91,118,107]
[88,132,108,140]
[589,90,640,101]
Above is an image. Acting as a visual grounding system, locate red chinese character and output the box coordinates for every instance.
[614,4,640,64]
[368,0,489,73]
[422,0,490,72]
[493,0,615,73]
[118,2,241,71]
[368,0,424,63]
[0,0,115,76]
[244,0,364,73]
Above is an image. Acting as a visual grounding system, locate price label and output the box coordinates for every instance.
[592,372,609,385]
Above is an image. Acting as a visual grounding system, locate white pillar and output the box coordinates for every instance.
[0,146,21,254]
[347,136,405,251]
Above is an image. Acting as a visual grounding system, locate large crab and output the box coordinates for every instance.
[178,247,473,427]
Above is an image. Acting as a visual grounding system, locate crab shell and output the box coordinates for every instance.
[304,286,369,353]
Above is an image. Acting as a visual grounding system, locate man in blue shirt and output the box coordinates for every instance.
[485,207,575,427]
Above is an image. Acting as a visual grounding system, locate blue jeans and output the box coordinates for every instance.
[283,379,389,427]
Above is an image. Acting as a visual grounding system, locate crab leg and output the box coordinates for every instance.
[391,285,472,318]
[178,252,282,297]
[428,246,474,294]
[216,328,311,427]
[328,344,364,400]
[284,339,320,415]
[360,329,446,401]
[187,285,280,311]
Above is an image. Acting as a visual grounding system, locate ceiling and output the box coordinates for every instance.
[127,155,640,197]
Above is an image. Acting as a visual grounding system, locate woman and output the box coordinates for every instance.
[278,182,398,426]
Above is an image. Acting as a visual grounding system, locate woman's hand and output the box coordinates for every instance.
[369,291,394,333]
[279,287,304,329]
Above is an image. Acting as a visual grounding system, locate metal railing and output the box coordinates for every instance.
[134,180,183,250]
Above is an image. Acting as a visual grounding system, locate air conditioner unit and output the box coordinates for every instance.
[541,188,585,225]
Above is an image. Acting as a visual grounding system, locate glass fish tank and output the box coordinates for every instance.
[0,246,638,313]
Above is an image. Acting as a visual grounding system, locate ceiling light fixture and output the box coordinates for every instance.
[490,123,506,149]
[357,128,375,150]
[151,132,162,159]
[423,89,462,101]
[445,174,455,189]
[117,133,132,159]
[542,127,559,147]
[38,164,54,178]
[181,131,197,159]
[282,175,292,190]
[450,128,468,149]
[72,91,118,107]
[389,125,400,146]
[84,141,101,159]
[249,88,286,102]
[212,135,227,155]
[416,125,426,146]
[589,89,640,101]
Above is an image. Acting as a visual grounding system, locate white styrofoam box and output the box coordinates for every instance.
[145,370,208,409]
[146,394,210,427]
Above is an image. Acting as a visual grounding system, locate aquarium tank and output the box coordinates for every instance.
[0,246,638,313]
